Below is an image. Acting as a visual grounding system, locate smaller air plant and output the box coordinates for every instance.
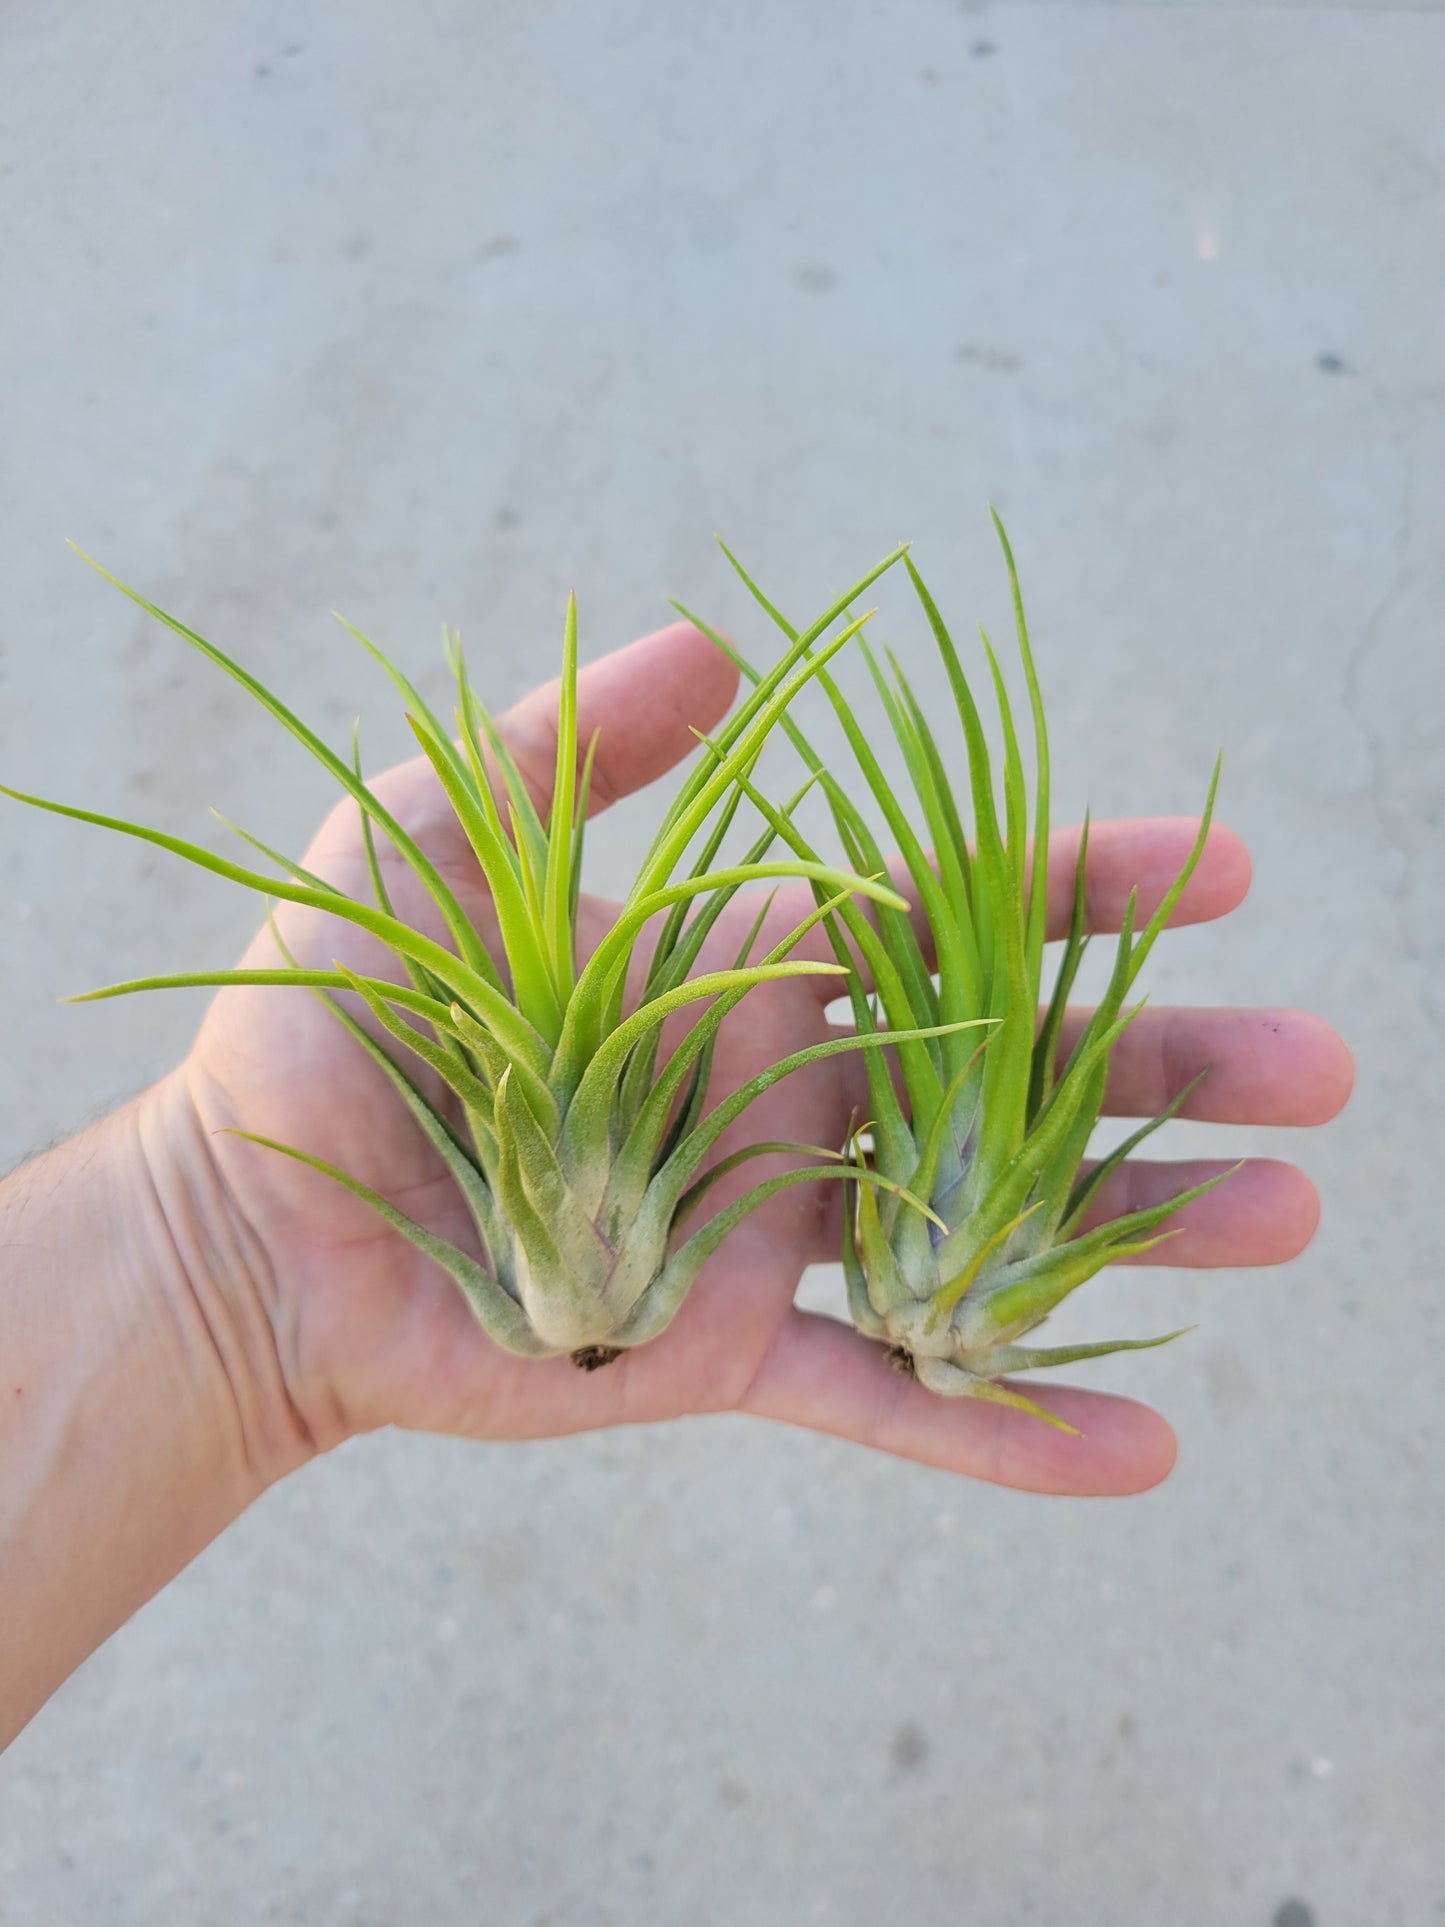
[3,548,961,1365]
[683,517,1234,1428]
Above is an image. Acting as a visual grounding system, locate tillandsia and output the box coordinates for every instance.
[682,515,1236,1430]
[3,546,968,1367]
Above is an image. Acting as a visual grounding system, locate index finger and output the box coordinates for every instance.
[312,620,739,882]
[493,618,740,818]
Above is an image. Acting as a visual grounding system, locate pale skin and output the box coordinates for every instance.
[0,621,1353,1748]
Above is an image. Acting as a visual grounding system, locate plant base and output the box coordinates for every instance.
[570,1345,624,1372]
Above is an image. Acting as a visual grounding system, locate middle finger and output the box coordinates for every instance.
[825,1004,1352,1129]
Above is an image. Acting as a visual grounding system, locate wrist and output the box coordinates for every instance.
[0,1079,313,1744]
[133,1067,318,1492]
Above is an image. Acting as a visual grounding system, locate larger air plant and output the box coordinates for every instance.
[3,548,963,1364]
[684,517,1233,1428]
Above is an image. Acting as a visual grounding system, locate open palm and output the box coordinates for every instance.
[174,621,1351,1496]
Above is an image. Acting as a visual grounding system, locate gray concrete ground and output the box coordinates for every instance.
[1,3,1441,1923]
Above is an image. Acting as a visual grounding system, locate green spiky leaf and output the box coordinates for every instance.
[719,517,1234,1416]
[11,544,933,1369]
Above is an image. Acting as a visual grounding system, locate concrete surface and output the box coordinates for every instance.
[1,3,1441,1923]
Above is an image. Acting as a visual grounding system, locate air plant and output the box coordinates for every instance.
[682,515,1233,1428]
[3,547,966,1365]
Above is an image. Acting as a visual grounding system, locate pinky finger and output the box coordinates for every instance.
[739,1308,1179,1496]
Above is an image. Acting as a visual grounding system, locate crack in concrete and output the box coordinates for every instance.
[1340,433,1438,1037]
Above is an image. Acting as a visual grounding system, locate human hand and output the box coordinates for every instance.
[154,621,1352,1497]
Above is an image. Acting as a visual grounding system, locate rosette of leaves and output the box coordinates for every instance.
[4,547,963,1365]
[681,517,1234,1427]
